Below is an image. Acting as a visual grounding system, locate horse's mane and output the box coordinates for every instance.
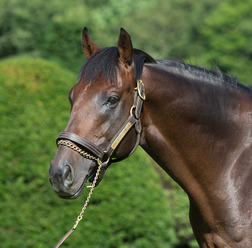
[156,59,251,93]
[79,47,156,85]
[79,47,251,93]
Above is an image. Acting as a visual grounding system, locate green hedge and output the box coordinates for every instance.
[0,57,197,247]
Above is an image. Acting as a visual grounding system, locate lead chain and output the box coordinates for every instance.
[57,140,99,162]
[57,140,103,230]
[73,158,102,230]
[54,142,104,248]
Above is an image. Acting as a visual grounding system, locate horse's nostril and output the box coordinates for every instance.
[62,164,74,188]
[66,170,71,181]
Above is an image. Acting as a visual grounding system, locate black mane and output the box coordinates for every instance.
[79,47,156,84]
[79,47,251,93]
[156,59,251,93]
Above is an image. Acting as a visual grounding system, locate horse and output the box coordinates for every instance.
[49,27,252,247]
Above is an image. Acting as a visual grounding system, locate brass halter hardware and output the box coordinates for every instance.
[136,79,146,100]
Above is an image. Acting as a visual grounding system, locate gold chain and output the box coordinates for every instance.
[57,140,99,163]
[55,141,105,248]
[73,157,103,230]
[57,140,103,230]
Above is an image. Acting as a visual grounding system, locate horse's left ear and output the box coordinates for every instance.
[117,28,133,66]
[82,27,99,59]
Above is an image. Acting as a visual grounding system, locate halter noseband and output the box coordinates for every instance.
[56,79,145,167]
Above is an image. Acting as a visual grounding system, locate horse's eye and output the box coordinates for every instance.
[107,96,119,106]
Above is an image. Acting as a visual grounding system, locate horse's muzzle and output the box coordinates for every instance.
[49,160,87,199]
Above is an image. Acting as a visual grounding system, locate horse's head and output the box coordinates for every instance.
[49,28,149,199]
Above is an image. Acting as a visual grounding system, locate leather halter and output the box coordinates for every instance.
[56,79,145,164]
[54,80,145,248]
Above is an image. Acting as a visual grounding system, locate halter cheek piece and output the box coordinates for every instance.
[56,79,145,171]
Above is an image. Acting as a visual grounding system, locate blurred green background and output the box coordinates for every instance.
[0,0,251,247]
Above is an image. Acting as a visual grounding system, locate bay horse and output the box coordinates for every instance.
[49,27,252,247]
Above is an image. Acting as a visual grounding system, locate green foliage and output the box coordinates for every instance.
[0,57,194,247]
[1,0,251,83]
[195,0,252,84]
[0,0,89,70]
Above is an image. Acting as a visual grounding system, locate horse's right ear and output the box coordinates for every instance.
[82,27,99,59]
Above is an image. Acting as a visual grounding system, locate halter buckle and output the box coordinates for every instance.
[137,80,146,100]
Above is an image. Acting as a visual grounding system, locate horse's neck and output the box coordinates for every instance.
[140,64,252,203]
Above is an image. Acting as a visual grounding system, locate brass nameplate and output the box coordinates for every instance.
[111,122,133,150]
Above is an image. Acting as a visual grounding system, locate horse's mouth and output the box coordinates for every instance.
[58,178,87,199]
[59,166,100,199]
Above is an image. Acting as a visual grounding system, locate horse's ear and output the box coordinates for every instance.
[82,27,99,59]
[117,28,133,66]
